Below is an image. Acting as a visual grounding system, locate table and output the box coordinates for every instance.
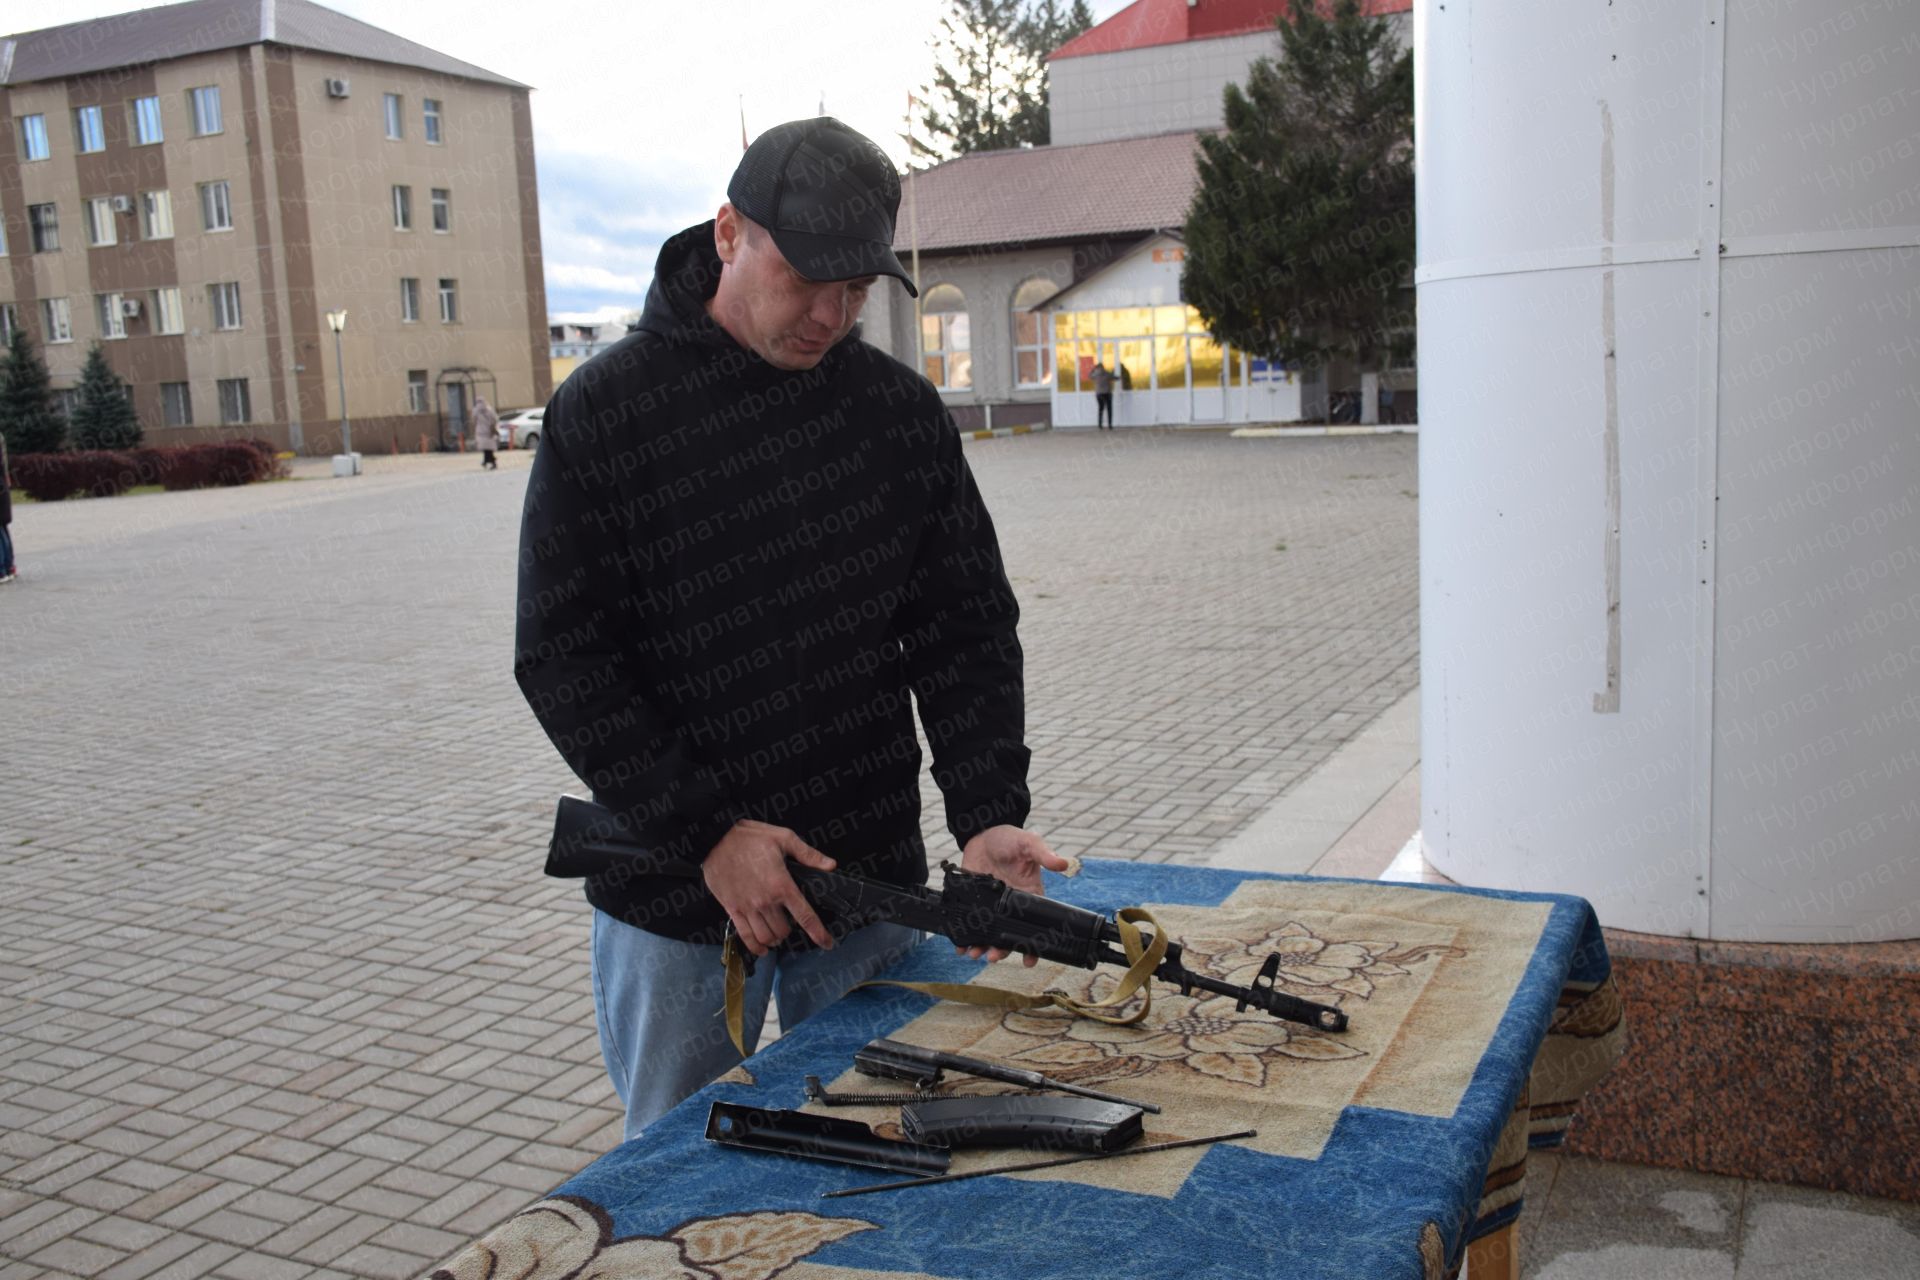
[431,862,1621,1279]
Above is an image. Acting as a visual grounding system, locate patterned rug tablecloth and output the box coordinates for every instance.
[431,862,1621,1280]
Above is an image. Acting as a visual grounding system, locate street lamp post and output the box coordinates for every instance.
[325,308,360,476]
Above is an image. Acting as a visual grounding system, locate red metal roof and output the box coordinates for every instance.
[1050,0,1412,62]
[896,131,1206,255]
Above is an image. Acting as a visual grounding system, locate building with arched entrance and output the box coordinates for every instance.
[859,0,1413,430]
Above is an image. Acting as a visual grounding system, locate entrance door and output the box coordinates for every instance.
[1190,335,1225,422]
[445,382,468,449]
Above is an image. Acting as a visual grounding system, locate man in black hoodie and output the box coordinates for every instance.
[516,118,1064,1138]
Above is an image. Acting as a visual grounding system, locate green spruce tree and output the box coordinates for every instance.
[69,342,143,451]
[0,325,65,455]
[1181,0,1414,376]
[915,0,1093,159]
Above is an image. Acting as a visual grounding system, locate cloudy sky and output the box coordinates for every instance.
[45,0,1137,318]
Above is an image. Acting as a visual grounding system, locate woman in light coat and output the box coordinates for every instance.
[473,397,500,470]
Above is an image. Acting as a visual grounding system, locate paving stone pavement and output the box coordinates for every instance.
[0,428,1419,1278]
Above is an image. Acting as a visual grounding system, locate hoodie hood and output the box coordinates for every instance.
[637,221,727,345]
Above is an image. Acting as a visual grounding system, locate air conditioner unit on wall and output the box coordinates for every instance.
[120,298,142,318]
[326,77,351,98]
[110,194,133,214]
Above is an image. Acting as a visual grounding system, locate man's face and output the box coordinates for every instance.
[711,209,877,371]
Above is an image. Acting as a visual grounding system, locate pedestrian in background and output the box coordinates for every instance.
[0,434,17,583]
[1091,360,1116,429]
[473,396,500,470]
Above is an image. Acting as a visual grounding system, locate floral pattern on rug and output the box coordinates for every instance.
[430,1198,876,1280]
[995,917,1463,1090]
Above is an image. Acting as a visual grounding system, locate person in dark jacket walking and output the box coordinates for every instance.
[0,435,16,583]
[515,117,1064,1140]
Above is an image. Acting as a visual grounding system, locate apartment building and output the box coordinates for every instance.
[0,0,549,453]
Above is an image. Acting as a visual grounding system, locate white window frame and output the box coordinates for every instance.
[86,197,118,247]
[423,98,443,144]
[400,277,420,323]
[217,378,251,425]
[383,93,403,140]
[199,180,233,232]
[1011,278,1056,389]
[141,190,174,240]
[74,105,105,153]
[919,285,972,391]
[0,303,17,343]
[407,370,429,413]
[28,203,59,253]
[392,184,412,230]
[189,85,223,137]
[209,281,243,331]
[0,214,8,256]
[152,287,185,335]
[438,278,458,324]
[132,95,163,145]
[42,297,73,344]
[20,113,50,161]
[430,188,451,233]
[96,292,128,340]
[161,381,193,427]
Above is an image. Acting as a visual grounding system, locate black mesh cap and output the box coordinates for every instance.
[728,116,918,297]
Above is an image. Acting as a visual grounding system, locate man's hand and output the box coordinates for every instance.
[958,825,1072,966]
[702,821,838,957]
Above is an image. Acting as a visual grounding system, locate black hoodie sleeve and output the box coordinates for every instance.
[896,411,1033,849]
[514,383,742,864]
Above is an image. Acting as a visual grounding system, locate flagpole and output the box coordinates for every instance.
[907,91,923,377]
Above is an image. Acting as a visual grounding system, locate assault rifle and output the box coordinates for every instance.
[547,795,1348,1033]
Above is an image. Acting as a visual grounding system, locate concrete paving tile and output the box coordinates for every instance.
[1734,1182,1920,1279]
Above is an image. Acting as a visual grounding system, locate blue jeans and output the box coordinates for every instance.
[591,909,923,1141]
[0,525,13,577]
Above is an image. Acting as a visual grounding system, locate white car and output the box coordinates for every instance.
[499,408,544,449]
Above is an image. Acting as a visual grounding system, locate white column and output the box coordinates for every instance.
[1415,0,1920,942]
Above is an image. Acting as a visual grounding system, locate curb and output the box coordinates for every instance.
[963,423,1053,442]
[1231,424,1419,438]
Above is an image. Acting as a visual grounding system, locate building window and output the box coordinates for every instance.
[0,304,16,343]
[132,95,163,145]
[141,190,174,240]
[199,181,233,232]
[41,297,73,343]
[96,292,128,340]
[188,86,222,136]
[1011,277,1055,388]
[438,278,458,323]
[28,203,59,253]
[423,98,443,143]
[408,369,429,413]
[73,105,105,153]
[217,378,251,425]
[52,389,78,421]
[383,93,403,140]
[0,216,6,255]
[209,282,243,330]
[391,184,412,230]
[400,277,420,322]
[86,197,118,247]
[162,382,193,427]
[919,283,971,391]
[19,113,49,161]
[431,188,451,233]
[151,287,184,335]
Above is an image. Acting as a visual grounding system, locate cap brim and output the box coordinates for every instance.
[769,225,919,298]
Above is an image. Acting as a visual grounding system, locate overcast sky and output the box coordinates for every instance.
[41,0,1137,317]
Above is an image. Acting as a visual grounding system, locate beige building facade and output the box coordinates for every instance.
[1,0,549,454]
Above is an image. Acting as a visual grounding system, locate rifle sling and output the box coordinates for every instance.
[720,907,1169,1057]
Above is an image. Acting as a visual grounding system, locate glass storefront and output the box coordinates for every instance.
[1051,306,1237,395]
